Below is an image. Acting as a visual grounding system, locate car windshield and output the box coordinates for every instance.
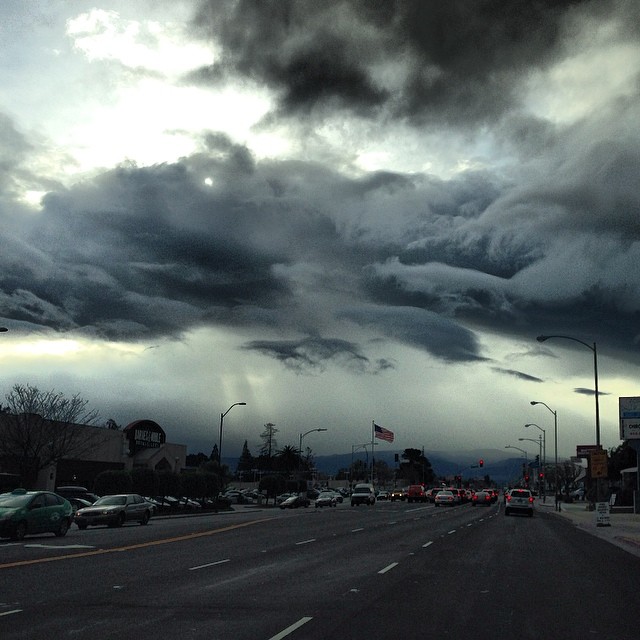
[0,494,31,508]
[94,496,126,506]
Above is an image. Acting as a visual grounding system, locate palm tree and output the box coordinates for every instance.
[274,445,301,476]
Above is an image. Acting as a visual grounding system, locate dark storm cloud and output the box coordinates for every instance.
[492,368,543,383]
[340,305,486,363]
[242,336,390,374]
[189,0,634,126]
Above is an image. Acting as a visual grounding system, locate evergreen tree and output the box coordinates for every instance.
[237,440,255,474]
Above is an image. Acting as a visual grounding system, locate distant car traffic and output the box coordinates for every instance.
[434,490,455,507]
[279,494,311,509]
[74,494,154,528]
[315,491,337,508]
[0,489,73,540]
[390,488,405,502]
[505,488,534,517]
[351,483,376,506]
[407,485,427,503]
[471,491,492,506]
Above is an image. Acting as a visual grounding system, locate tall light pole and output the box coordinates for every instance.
[505,444,528,460]
[531,400,559,511]
[519,437,544,500]
[505,445,529,488]
[299,428,328,476]
[351,443,377,484]
[218,402,246,466]
[525,423,547,502]
[536,335,600,447]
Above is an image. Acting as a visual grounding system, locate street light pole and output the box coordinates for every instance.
[536,335,600,447]
[299,428,328,476]
[531,400,559,511]
[519,436,544,499]
[218,402,246,467]
[525,423,546,502]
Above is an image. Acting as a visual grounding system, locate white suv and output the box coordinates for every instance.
[505,488,534,517]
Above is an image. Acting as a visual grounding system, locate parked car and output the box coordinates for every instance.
[0,489,73,540]
[351,483,376,506]
[55,486,100,504]
[315,491,337,508]
[471,491,492,506]
[279,494,311,509]
[68,497,93,513]
[376,490,389,501]
[74,493,154,528]
[505,488,534,517]
[434,490,455,507]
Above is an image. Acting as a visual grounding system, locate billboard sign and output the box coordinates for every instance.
[576,444,601,457]
[619,397,640,439]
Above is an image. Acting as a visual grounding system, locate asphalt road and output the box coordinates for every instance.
[1,499,639,639]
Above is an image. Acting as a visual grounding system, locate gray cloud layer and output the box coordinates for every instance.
[1,0,639,375]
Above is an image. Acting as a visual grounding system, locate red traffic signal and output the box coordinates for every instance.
[479,459,484,468]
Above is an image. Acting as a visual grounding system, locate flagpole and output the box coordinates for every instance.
[371,420,375,485]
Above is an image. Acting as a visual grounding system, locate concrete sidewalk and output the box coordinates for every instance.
[539,500,640,558]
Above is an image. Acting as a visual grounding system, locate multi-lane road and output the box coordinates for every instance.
[1,498,639,639]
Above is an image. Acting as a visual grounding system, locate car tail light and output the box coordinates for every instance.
[528,497,534,503]
[506,495,511,502]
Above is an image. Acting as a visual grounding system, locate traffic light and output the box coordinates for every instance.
[525,474,530,484]
[535,454,539,465]
[479,459,484,468]
[539,472,544,479]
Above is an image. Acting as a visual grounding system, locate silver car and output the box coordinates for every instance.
[74,493,153,529]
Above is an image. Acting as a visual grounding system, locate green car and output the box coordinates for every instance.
[0,488,74,540]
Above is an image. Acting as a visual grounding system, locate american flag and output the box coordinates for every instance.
[374,423,394,443]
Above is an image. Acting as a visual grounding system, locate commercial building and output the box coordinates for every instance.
[0,414,186,491]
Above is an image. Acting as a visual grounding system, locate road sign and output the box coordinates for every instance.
[590,451,608,479]
[620,396,640,439]
[576,444,601,458]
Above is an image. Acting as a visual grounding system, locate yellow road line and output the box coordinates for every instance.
[0,517,273,569]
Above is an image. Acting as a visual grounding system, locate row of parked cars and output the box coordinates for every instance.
[0,487,158,540]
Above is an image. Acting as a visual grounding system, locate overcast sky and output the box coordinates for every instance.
[0,0,638,464]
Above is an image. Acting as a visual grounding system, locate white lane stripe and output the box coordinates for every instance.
[0,610,22,617]
[189,558,230,571]
[351,528,364,532]
[295,538,316,545]
[422,541,434,548]
[447,529,456,534]
[378,562,398,574]
[269,616,313,639]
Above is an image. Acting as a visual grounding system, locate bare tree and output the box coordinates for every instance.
[0,383,104,487]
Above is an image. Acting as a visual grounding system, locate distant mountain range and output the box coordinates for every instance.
[311,448,532,485]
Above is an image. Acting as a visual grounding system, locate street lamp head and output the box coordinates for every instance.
[530,401,539,406]
[536,335,549,343]
[238,402,247,406]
